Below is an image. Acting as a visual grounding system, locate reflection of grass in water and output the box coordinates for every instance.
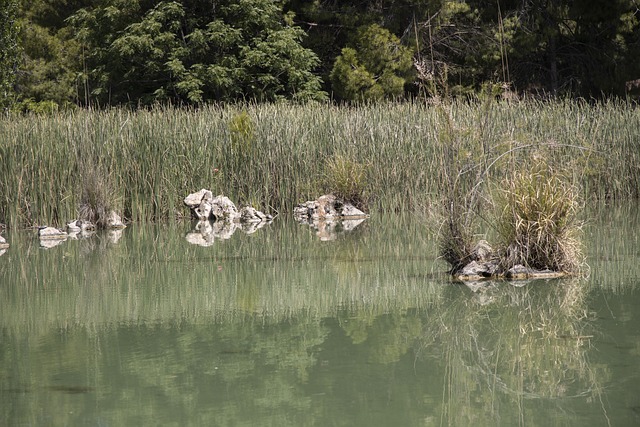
[422,279,608,426]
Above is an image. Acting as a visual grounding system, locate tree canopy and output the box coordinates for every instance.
[3,0,640,109]
[0,0,20,109]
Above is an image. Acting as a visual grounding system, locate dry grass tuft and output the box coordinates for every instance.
[495,164,585,273]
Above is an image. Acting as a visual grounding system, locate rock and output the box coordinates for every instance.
[38,226,67,240]
[67,219,96,234]
[456,261,491,281]
[294,194,368,221]
[38,227,67,249]
[194,201,213,221]
[239,206,273,223]
[471,240,493,263]
[184,190,273,226]
[210,195,239,221]
[106,211,126,229]
[184,189,213,208]
[0,234,8,249]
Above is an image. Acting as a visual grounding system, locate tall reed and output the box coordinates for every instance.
[0,100,638,227]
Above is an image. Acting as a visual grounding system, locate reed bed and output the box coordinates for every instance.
[1,100,638,227]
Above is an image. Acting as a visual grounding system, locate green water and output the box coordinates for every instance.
[1,208,639,426]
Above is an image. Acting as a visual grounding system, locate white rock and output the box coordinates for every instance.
[38,227,67,240]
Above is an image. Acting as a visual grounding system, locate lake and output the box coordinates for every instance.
[1,205,639,426]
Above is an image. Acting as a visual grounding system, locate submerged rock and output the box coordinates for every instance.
[505,265,566,280]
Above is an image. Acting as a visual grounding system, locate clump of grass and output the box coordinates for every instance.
[495,163,584,273]
[78,163,118,229]
[229,109,255,158]
[322,154,369,210]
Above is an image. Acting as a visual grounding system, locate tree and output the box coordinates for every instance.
[330,24,414,101]
[0,0,20,109]
[67,0,327,105]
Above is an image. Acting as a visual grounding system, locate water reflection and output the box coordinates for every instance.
[430,280,605,425]
[185,219,272,246]
[0,209,639,426]
[296,217,367,241]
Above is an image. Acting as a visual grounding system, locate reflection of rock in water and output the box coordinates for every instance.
[106,229,124,244]
[186,219,253,246]
[238,220,270,235]
[0,249,7,257]
[298,217,367,241]
[39,237,67,249]
[185,218,273,245]
[185,221,216,247]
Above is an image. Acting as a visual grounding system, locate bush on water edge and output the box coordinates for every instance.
[0,99,639,228]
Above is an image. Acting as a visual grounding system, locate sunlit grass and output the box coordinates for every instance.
[0,100,638,227]
[495,165,585,273]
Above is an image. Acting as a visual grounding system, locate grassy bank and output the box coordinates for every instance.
[1,100,639,227]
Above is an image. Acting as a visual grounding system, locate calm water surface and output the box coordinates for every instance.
[1,207,639,426]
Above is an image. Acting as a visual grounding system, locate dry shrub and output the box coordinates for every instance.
[495,165,584,273]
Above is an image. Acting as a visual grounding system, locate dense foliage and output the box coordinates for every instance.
[0,0,19,109]
[2,0,640,108]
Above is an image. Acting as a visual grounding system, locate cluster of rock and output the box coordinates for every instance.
[183,189,273,246]
[455,240,566,283]
[294,194,369,241]
[183,191,370,244]
[37,210,126,248]
[184,189,273,223]
[294,194,367,221]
